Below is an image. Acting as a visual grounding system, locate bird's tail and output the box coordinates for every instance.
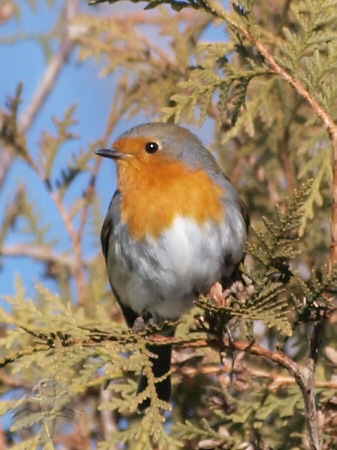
[137,340,172,411]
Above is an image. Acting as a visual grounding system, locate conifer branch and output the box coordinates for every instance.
[49,189,88,304]
[247,34,337,275]
[185,337,322,450]
[0,345,48,367]
[3,0,337,446]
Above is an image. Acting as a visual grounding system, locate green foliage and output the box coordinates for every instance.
[162,47,266,126]
[247,180,312,272]
[293,266,337,325]
[298,143,332,235]
[38,106,77,184]
[279,0,337,84]
[1,0,337,448]
[98,410,181,450]
[0,84,30,161]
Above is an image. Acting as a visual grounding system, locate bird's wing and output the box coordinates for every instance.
[101,190,120,261]
[238,196,250,233]
[100,191,138,328]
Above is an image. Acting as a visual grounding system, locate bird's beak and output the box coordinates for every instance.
[95,148,124,160]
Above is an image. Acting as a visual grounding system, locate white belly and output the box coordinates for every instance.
[108,214,246,320]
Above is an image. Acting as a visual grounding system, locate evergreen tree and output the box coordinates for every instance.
[0,1,337,448]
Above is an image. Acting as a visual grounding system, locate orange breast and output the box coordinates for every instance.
[117,154,226,239]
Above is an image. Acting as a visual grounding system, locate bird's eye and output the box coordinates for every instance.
[145,142,159,154]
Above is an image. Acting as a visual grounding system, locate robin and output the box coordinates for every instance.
[96,122,248,409]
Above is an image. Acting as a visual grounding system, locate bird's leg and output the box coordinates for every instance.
[132,309,154,333]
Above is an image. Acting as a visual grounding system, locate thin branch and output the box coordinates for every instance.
[0,345,48,368]
[1,243,74,269]
[77,163,100,245]
[0,421,6,450]
[175,363,337,392]
[252,41,336,136]
[186,337,301,376]
[48,187,88,304]
[18,0,80,135]
[0,140,14,190]
[100,385,119,438]
[331,143,337,271]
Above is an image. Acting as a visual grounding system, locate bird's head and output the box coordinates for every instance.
[95,122,218,172]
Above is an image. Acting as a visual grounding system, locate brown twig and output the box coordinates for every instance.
[0,144,14,191]
[100,385,119,438]
[0,345,49,368]
[1,243,75,268]
[18,0,79,135]
[0,420,6,450]
[175,362,337,392]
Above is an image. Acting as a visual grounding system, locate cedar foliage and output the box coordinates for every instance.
[0,0,337,448]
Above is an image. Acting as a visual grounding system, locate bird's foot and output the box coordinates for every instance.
[132,316,146,333]
[132,310,156,333]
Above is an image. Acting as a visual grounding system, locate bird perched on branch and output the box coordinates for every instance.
[96,122,248,409]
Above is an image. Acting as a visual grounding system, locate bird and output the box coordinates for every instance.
[96,122,248,409]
